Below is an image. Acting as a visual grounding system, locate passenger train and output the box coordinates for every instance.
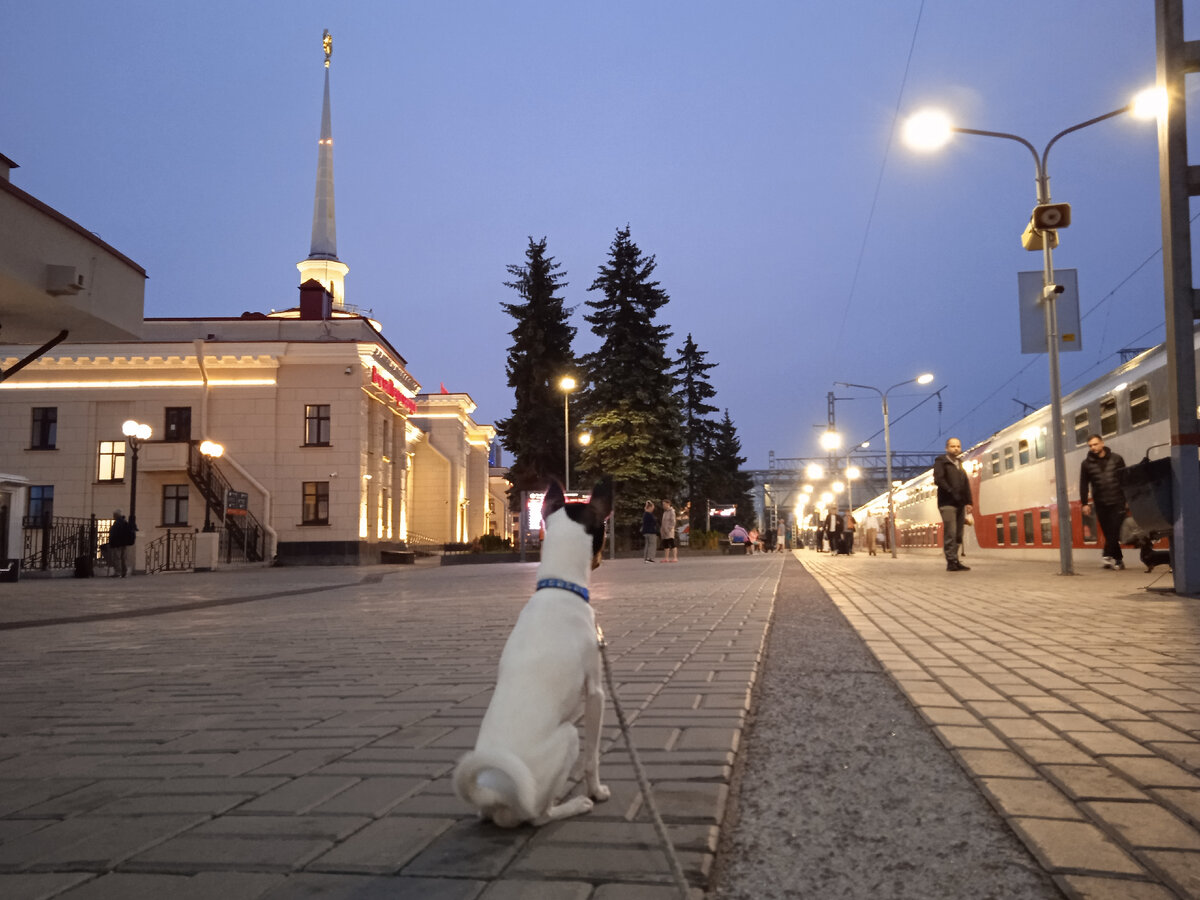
[856,328,1200,562]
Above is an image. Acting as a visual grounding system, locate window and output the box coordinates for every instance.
[1074,410,1090,447]
[1018,439,1031,466]
[162,485,189,526]
[1034,428,1047,460]
[1081,506,1099,544]
[1040,509,1052,545]
[304,405,331,446]
[995,516,1005,545]
[1023,511,1035,544]
[1130,383,1151,427]
[97,441,127,482]
[164,407,192,442]
[303,481,329,524]
[1008,514,1018,545]
[1004,447,1014,472]
[31,407,57,450]
[990,451,1000,476]
[27,486,53,523]
[1100,396,1118,437]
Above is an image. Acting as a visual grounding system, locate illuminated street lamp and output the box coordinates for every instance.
[835,374,934,558]
[121,419,152,529]
[903,89,1158,576]
[199,440,225,532]
[559,376,577,492]
[805,463,824,480]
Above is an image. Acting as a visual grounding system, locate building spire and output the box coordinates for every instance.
[297,28,349,308]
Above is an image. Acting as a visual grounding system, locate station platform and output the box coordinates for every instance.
[799,547,1200,899]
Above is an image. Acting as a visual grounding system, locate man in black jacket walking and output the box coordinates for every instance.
[933,437,973,572]
[1080,434,1127,570]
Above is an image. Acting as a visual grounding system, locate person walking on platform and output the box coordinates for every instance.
[1080,434,1128,570]
[862,510,880,556]
[933,437,973,572]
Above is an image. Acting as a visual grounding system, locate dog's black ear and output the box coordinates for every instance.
[542,479,566,519]
[587,477,613,523]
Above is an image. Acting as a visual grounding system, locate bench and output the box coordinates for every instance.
[720,540,748,556]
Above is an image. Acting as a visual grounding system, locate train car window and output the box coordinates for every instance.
[1023,511,1035,544]
[991,451,1000,475]
[1074,410,1090,446]
[1035,428,1047,460]
[1100,396,1118,437]
[1130,383,1151,427]
[1018,439,1031,466]
[1004,446,1014,472]
[995,516,1005,545]
[1008,513,1018,544]
[1040,509,1052,544]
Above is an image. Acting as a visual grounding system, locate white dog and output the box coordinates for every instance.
[454,479,612,827]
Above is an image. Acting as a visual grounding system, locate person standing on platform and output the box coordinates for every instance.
[862,510,880,556]
[1080,434,1128,570]
[641,501,659,563]
[660,498,678,563]
[933,437,973,572]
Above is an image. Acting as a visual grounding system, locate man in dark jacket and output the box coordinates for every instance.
[1080,434,1127,570]
[933,437,973,572]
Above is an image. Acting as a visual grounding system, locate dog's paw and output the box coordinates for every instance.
[591,784,611,803]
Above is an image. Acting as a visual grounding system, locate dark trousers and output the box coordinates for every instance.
[939,505,964,564]
[1094,502,1125,563]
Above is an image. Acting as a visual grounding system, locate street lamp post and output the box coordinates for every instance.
[835,375,933,558]
[199,440,225,532]
[904,90,1159,576]
[121,419,152,529]
[559,376,577,492]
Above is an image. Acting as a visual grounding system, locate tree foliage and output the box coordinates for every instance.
[494,237,576,500]
[673,332,720,530]
[578,226,683,522]
[701,409,755,532]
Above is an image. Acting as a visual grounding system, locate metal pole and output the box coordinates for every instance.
[1156,0,1200,595]
[884,395,897,558]
[563,393,570,493]
[128,440,140,529]
[1036,163,1075,575]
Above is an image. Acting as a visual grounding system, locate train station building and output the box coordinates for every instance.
[0,41,506,572]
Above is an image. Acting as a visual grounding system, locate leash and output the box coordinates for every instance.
[597,625,691,900]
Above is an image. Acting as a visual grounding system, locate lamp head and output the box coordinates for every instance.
[903,109,954,151]
[916,373,934,385]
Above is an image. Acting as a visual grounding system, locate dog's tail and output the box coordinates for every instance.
[453,748,538,828]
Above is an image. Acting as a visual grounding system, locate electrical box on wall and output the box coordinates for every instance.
[46,265,85,295]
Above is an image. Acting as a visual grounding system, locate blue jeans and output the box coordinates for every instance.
[940,505,964,564]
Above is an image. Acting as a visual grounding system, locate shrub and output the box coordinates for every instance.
[478,534,512,553]
[689,530,722,550]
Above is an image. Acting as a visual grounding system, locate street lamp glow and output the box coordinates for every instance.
[802,484,814,494]
[916,372,934,385]
[819,492,833,506]
[846,465,861,481]
[903,108,954,151]
[122,419,152,441]
[832,481,844,494]
[805,463,824,480]
[1131,86,1166,121]
[199,440,225,458]
[578,432,592,446]
[820,430,842,452]
[559,376,577,392]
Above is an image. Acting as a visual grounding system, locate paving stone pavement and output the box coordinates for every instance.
[0,555,781,899]
[800,548,1200,899]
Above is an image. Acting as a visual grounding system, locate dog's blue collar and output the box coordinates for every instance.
[536,578,590,603]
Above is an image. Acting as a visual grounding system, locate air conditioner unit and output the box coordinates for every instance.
[46,265,85,295]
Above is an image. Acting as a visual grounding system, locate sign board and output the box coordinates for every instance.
[524,490,591,532]
[1018,269,1081,354]
[226,490,249,516]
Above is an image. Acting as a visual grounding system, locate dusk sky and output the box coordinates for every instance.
[6,2,1183,471]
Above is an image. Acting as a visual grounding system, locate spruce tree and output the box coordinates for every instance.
[673,333,720,532]
[578,226,683,529]
[702,409,755,532]
[494,237,577,502]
